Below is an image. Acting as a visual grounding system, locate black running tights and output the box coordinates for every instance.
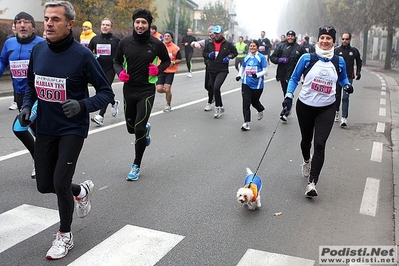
[296,100,335,185]
[35,133,84,232]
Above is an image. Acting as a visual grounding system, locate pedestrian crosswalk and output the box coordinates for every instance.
[0,204,316,265]
[68,225,185,266]
[0,204,59,253]
[237,249,315,266]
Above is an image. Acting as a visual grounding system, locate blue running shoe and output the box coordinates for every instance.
[146,123,151,146]
[126,164,140,181]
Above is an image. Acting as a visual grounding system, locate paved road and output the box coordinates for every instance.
[0,61,398,265]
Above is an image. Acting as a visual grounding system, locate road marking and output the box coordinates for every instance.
[0,150,29,162]
[381,91,386,96]
[382,86,386,91]
[359,177,380,217]
[237,249,314,266]
[0,204,59,253]
[379,107,386,116]
[376,122,385,133]
[381,81,386,86]
[380,98,386,105]
[68,225,184,266]
[0,78,276,162]
[370,141,383,162]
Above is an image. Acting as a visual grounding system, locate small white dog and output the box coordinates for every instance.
[236,168,262,210]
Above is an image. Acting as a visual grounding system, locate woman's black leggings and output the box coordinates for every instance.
[241,84,264,122]
[35,133,84,233]
[296,100,335,184]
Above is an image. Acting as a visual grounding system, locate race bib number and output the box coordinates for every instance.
[81,40,90,47]
[10,60,29,78]
[311,76,333,94]
[96,44,111,55]
[259,46,265,52]
[35,75,67,102]
[245,66,257,76]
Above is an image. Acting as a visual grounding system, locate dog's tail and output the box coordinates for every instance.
[246,168,253,176]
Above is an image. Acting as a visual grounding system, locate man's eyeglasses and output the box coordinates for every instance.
[342,38,350,41]
[15,20,32,25]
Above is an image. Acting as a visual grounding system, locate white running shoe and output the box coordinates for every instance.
[9,102,17,110]
[46,232,74,260]
[305,182,318,197]
[241,122,250,131]
[111,100,120,117]
[91,115,104,126]
[75,180,94,218]
[301,159,311,178]
[213,107,224,118]
[334,111,340,122]
[204,103,212,111]
[187,72,192,78]
[257,111,264,121]
[163,104,171,112]
[340,117,347,127]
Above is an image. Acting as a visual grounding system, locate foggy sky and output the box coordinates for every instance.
[194,0,287,40]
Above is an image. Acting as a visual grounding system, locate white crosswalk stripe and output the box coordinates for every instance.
[0,204,59,253]
[0,205,317,264]
[237,249,315,266]
[68,225,185,266]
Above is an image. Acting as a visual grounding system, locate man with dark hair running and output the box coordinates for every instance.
[181,28,197,78]
[114,8,170,181]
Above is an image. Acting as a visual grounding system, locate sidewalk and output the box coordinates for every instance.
[365,60,399,265]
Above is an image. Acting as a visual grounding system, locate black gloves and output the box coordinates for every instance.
[252,73,257,78]
[18,106,32,127]
[61,99,84,118]
[356,72,361,80]
[343,84,354,94]
[282,97,292,111]
[236,76,241,81]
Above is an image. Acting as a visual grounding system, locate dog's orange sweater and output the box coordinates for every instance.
[244,184,259,202]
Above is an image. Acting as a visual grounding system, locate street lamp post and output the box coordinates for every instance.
[175,0,180,44]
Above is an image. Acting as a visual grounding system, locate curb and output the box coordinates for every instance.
[383,74,399,266]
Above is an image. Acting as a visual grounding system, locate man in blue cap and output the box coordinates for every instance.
[202,25,238,118]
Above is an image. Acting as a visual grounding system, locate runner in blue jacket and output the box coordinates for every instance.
[0,12,44,109]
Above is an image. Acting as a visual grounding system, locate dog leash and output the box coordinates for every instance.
[249,117,282,185]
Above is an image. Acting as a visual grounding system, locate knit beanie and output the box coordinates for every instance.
[82,21,92,29]
[132,8,153,26]
[14,12,35,28]
[286,30,296,37]
[164,30,174,40]
[318,26,336,43]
